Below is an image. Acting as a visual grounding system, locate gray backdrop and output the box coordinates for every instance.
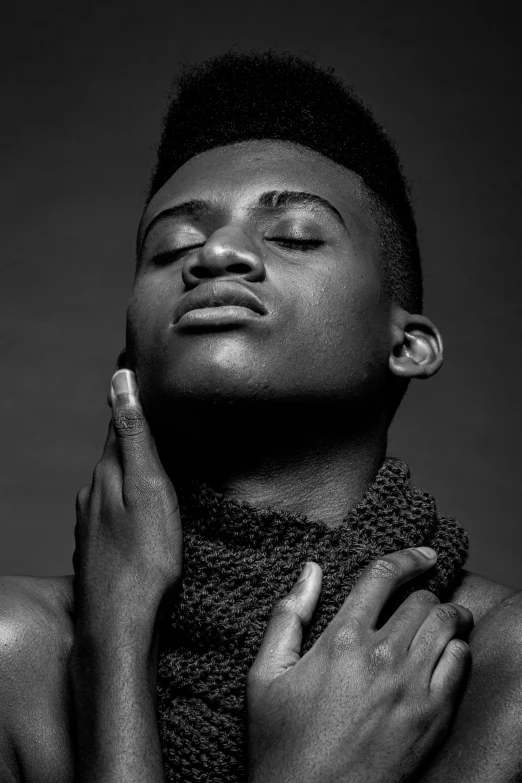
[2,1,521,587]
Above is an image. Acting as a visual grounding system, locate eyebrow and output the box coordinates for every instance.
[138,189,347,252]
[257,190,346,228]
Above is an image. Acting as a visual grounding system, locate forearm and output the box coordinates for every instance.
[71,613,165,783]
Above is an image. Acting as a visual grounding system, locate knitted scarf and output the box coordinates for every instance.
[156,457,469,783]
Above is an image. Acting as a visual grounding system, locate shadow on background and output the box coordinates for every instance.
[1,0,521,587]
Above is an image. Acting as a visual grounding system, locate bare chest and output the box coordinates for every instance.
[15,571,519,783]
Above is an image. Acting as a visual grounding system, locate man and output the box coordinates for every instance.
[0,50,521,783]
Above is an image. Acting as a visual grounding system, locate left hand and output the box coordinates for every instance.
[247,549,472,783]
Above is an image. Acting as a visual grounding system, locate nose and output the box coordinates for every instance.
[182,226,266,288]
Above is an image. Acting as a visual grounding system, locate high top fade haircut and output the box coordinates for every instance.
[147,50,423,315]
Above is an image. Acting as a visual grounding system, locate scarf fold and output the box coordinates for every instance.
[157,457,469,782]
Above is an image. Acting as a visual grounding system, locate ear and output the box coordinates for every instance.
[389,306,443,380]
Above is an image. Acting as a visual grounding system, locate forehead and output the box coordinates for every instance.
[139,141,377,242]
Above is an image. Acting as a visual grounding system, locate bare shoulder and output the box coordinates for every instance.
[449,568,519,623]
[423,570,522,782]
[457,569,522,664]
[0,572,74,620]
[0,574,75,783]
[0,574,74,673]
[450,568,522,676]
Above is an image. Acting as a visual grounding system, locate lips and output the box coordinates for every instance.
[173,281,268,325]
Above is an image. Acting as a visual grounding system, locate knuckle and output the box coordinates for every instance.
[457,605,474,625]
[122,473,165,506]
[272,594,298,619]
[391,548,424,570]
[140,473,169,497]
[113,407,145,438]
[448,639,470,661]
[367,557,402,581]
[402,547,424,565]
[329,624,359,655]
[432,603,461,625]
[272,593,298,617]
[368,640,393,669]
[413,589,439,607]
[404,700,438,732]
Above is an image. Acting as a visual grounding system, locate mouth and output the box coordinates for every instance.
[172,281,268,327]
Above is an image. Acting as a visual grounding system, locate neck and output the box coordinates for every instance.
[156,403,388,528]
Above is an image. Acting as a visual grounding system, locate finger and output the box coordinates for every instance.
[380,589,440,650]
[109,369,159,476]
[409,603,474,681]
[106,349,128,408]
[332,547,437,630]
[248,562,322,687]
[75,484,91,516]
[100,420,117,461]
[89,423,120,493]
[430,639,471,698]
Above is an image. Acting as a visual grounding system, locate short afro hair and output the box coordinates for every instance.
[147,50,423,314]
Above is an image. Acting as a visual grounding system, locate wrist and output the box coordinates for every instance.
[74,569,170,626]
[70,627,159,709]
[73,600,163,664]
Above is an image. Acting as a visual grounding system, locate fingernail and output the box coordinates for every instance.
[297,562,313,583]
[111,369,137,397]
[415,546,437,559]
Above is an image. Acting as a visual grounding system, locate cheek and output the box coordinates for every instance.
[125,283,176,421]
[293,264,390,388]
[125,277,173,362]
[311,260,387,341]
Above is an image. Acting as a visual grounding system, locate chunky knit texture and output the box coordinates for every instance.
[156,457,469,782]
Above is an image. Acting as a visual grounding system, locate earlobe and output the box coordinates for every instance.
[389,311,443,381]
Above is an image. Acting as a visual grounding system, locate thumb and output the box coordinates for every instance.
[110,369,156,473]
[251,562,322,684]
[106,348,127,407]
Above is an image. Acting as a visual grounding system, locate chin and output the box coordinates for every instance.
[136,364,273,430]
[140,340,276,401]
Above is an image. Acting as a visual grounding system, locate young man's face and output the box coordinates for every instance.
[127,140,395,435]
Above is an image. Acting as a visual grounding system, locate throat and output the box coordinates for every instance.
[159,422,387,528]
[215,444,386,528]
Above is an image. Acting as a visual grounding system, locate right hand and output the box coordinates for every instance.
[73,369,183,633]
[247,547,473,783]
[71,369,180,783]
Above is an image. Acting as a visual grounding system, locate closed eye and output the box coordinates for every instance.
[151,244,205,265]
[268,238,325,251]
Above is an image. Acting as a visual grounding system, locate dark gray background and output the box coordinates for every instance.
[2,1,521,586]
